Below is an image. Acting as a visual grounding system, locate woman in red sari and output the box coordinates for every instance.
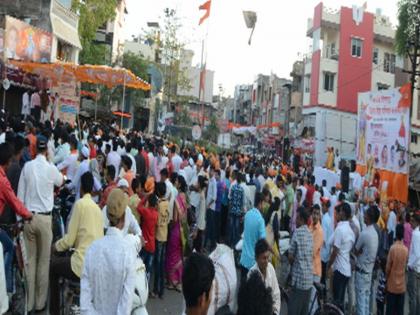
[165,175,188,291]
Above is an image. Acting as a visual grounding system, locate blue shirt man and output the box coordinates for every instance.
[240,192,266,279]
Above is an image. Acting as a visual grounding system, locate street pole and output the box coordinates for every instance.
[94,84,98,121]
[121,72,126,128]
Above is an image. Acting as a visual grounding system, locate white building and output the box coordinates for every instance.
[177,49,214,104]
[301,3,408,165]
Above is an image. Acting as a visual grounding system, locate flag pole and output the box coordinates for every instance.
[198,0,211,128]
[198,38,205,127]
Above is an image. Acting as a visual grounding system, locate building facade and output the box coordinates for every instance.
[0,0,81,63]
[301,2,410,165]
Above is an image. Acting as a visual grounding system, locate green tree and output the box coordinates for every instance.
[395,0,420,55]
[204,114,220,143]
[73,0,118,64]
[149,8,192,109]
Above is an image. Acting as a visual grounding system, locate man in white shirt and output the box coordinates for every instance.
[67,146,101,200]
[81,189,140,314]
[249,239,281,315]
[57,137,79,183]
[18,137,64,313]
[408,211,420,315]
[21,90,31,119]
[106,141,121,181]
[205,168,218,250]
[328,202,355,312]
[170,145,183,173]
[53,132,71,165]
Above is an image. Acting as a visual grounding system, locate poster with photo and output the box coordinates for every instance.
[356,84,411,174]
[5,16,52,63]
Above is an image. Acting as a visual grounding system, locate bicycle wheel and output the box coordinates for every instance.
[314,303,344,315]
[11,267,28,315]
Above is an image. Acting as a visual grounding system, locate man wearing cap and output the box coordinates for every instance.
[18,136,64,313]
[101,179,142,237]
[81,189,140,314]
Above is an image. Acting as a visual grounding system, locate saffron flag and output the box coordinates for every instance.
[199,0,211,25]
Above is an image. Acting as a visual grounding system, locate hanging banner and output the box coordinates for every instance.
[5,16,52,63]
[356,85,410,174]
[51,73,80,125]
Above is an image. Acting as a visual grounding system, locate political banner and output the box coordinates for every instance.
[5,16,52,63]
[356,84,411,174]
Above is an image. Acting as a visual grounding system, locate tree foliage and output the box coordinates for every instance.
[395,0,420,55]
[204,114,220,143]
[73,0,118,64]
[153,8,192,107]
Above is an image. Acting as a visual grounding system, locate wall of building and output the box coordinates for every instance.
[336,7,374,113]
[124,41,155,60]
[371,41,395,90]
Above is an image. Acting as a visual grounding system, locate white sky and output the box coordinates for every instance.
[125,0,398,96]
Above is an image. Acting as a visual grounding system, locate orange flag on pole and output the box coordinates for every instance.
[199,0,211,25]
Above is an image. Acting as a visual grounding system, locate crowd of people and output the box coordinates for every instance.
[0,111,419,315]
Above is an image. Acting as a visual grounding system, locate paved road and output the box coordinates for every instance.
[146,290,184,315]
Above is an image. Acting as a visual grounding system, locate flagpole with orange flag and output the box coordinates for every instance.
[198,0,212,128]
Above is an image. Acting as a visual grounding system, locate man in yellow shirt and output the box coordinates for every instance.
[49,172,104,314]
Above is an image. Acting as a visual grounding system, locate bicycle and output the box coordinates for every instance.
[280,282,343,315]
[0,221,29,315]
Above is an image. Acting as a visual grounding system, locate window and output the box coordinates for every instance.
[351,38,362,57]
[384,53,396,73]
[373,48,379,64]
[304,75,311,93]
[377,83,390,91]
[323,72,335,91]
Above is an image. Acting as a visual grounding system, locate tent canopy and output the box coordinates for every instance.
[8,60,151,90]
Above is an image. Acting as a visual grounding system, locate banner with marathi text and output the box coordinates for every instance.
[357,85,410,174]
[356,84,411,202]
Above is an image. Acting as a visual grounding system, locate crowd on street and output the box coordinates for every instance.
[0,111,419,315]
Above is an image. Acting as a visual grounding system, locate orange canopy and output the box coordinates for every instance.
[8,60,151,90]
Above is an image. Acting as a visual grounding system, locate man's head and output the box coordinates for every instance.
[117,179,130,195]
[322,180,327,187]
[80,172,94,197]
[182,253,215,314]
[411,211,420,229]
[215,169,221,181]
[121,155,132,172]
[296,206,309,228]
[254,192,264,211]
[0,142,13,169]
[12,136,25,159]
[155,181,167,198]
[106,165,116,183]
[395,223,404,241]
[37,136,48,156]
[296,189,303,201]
[106,189,128,229]
[160,168,169,182]
[69,136,78,151]
[312,204,321,225]
[337,202,352,222]
[255,239,270,274]
[364,205,379,226]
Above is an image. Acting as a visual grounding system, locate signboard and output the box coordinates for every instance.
[51,73,80,125]
[5,16,52,63]
[356,85,410,174]
[192,125,202,140]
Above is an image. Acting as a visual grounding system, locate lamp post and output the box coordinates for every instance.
[243,11,257,45]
